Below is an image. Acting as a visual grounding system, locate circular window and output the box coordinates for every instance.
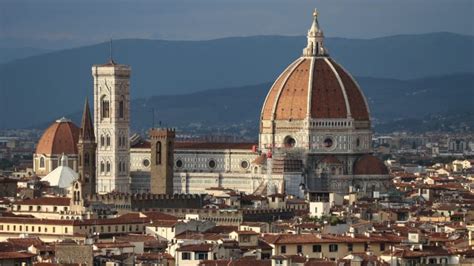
[323,137,334,148]
[240,160,249,169]
[284,136,296,148]
[176,159,183,168]
[142,159,150,167]
[208,160,216,169]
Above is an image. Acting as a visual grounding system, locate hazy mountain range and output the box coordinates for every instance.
[0,32,473,132]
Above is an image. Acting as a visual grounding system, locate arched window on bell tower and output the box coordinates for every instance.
[156,141,162,165]
[101,96,110,119]
[119,98,124,119]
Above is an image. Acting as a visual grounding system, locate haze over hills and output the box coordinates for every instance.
[0,32,473,130]
[0,47,51,64]
[40,73,474,138]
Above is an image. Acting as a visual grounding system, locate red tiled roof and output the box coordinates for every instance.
[354,155,389,175]
[95,241,135,249]
[175,142,256,150]
[15,197,70,206]
[131,141,256,150]
[0,251,35,259]
[137,252,174,261]
[7,237,43,249]
[176,243,214,252]
[234,230,259,235]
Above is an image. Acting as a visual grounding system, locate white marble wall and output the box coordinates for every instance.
[93,64,131,193]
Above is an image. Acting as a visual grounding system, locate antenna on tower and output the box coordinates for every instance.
[109,38,114,63]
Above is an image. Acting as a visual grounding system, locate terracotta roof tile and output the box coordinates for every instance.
[36,120,80,155]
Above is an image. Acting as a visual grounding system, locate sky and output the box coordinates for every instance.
[0,0,473,49]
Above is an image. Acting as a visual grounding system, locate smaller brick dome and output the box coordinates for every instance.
[353,155,388,175]
[36,117,80,155]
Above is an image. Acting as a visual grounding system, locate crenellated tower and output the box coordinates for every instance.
[149,128,175,195]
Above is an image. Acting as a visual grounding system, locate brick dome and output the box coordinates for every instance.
[35,118,80,155]
[260,9,369,122]
[353,155,388,175]
[261,56,369,122]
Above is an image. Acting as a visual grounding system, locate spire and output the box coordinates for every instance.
[79,98,95,141]
[303,8,327,57]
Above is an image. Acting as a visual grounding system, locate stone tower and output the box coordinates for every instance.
[77,99,97,196]
[149,128,175,195]
[92,59,131,193]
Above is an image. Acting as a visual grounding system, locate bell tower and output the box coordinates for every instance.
[92,58,131,193]
[77,98,97,196]
[149,128,175,195]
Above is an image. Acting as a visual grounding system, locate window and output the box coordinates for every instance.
[284,136,296,148]
[380,243,385,251]
[53,227,55,233]
[208,160,216,169]
[119,100,124,118]
[65,227,68,233]
[323,137,334,148]
[297,245,302,253]
[156,141,162,165]
[329,244,338,252]
[106,162,111,173]
[100,135,105,147]
[84,153,90,167]
[106,135,110,146]
[100,162,105,173]
[348,243,353,252]
[313,245,322,252]
[280,245,286,254]
[195,252,208,260]
[181,252,191,260]
[39,157,45,168]
[101,99,110,118]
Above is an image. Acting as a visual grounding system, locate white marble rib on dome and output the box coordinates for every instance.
[41,154,78,188]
